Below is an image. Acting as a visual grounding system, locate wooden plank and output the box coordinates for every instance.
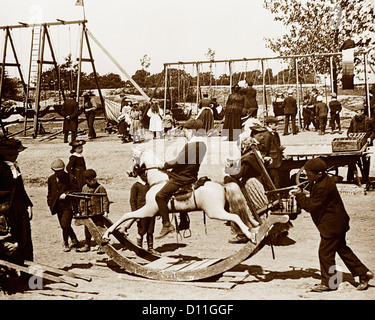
[144,256,181,270]
[23,260,92,282]
[176,259,210,272]
[0,259,78,287]
[164,261,194,271]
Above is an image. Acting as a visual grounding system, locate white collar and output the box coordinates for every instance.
[72,152,83,157]
[137,177,147,185]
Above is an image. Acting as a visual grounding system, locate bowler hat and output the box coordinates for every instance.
[304,158,327,173]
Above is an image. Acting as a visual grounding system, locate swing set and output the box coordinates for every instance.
[0,19,150,138]
[163,50,373,123]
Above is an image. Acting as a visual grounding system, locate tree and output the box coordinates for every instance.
[140,54,151,71]
[263,0,375,89]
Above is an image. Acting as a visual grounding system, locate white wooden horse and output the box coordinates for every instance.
[103,147,258,242]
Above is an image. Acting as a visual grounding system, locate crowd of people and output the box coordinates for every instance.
[1,83,375,293]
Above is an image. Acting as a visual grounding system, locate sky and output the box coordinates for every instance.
[0,0,288,80]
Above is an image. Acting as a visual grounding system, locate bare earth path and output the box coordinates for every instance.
[1,129,374,301]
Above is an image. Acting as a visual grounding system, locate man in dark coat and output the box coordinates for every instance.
[282,89,298,135]
[291,158,373,292]
[47,159,79,252]
[82,91,98,139]
[155,119,207,239]
[61,92,80,143]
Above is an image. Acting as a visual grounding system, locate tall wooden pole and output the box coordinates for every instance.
[76,22,85,102]
[0,28,9,111]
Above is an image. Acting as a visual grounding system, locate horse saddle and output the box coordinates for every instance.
[172,176,211,202]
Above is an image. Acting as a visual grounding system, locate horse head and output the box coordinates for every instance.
[127,147,165,183]
[127,146,145,177]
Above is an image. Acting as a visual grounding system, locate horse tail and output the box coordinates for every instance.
[224,182,258,229]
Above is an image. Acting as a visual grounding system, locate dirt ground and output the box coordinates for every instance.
[1,121,375,301]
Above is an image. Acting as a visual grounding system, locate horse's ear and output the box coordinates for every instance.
[132,145,145,156]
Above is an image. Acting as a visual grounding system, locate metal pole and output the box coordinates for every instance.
[364,52,370,116]
[196,63,200,107]
[261,59,267,119]
[229,61,232,93]
[329,56,334,94]
[163,64,167,115]
[295,58,301,127]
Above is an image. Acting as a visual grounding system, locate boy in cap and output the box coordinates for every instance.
[329,93,342,134]
[291,158,373,292]
[47,159,79,252]
[78,169,110,252]
[155,119,207,239]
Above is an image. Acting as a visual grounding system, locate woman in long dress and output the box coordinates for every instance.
[147,103,163,139]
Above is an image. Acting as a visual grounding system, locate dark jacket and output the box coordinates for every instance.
[329,100,342,114]
[347,114,375,142]
[316,102,329,117]
[243,87,258,111]
[295,173,350,237]
[61,98,80,132]
[163,140,207,184]
[267,130,283,169]
[130,181,149,211]
[283,96,297,115]
[47,172,78,215]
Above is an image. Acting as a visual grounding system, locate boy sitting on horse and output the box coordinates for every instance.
[155,119,207,239]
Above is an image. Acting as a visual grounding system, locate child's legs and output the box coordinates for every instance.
[57,210,78,244]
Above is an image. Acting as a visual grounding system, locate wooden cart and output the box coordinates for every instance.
[278,142,369,186]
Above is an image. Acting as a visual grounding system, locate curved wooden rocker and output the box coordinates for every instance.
[74,213,289,282]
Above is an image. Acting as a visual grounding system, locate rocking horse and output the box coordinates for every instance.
[103,147,260,243]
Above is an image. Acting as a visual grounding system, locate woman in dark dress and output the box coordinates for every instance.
[223,85,244,141]
[0,135,33,265]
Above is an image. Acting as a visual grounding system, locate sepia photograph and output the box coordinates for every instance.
[0,0,374,306]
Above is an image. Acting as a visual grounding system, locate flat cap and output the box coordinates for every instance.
[83,169,97,180]
[304,158,327,173]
